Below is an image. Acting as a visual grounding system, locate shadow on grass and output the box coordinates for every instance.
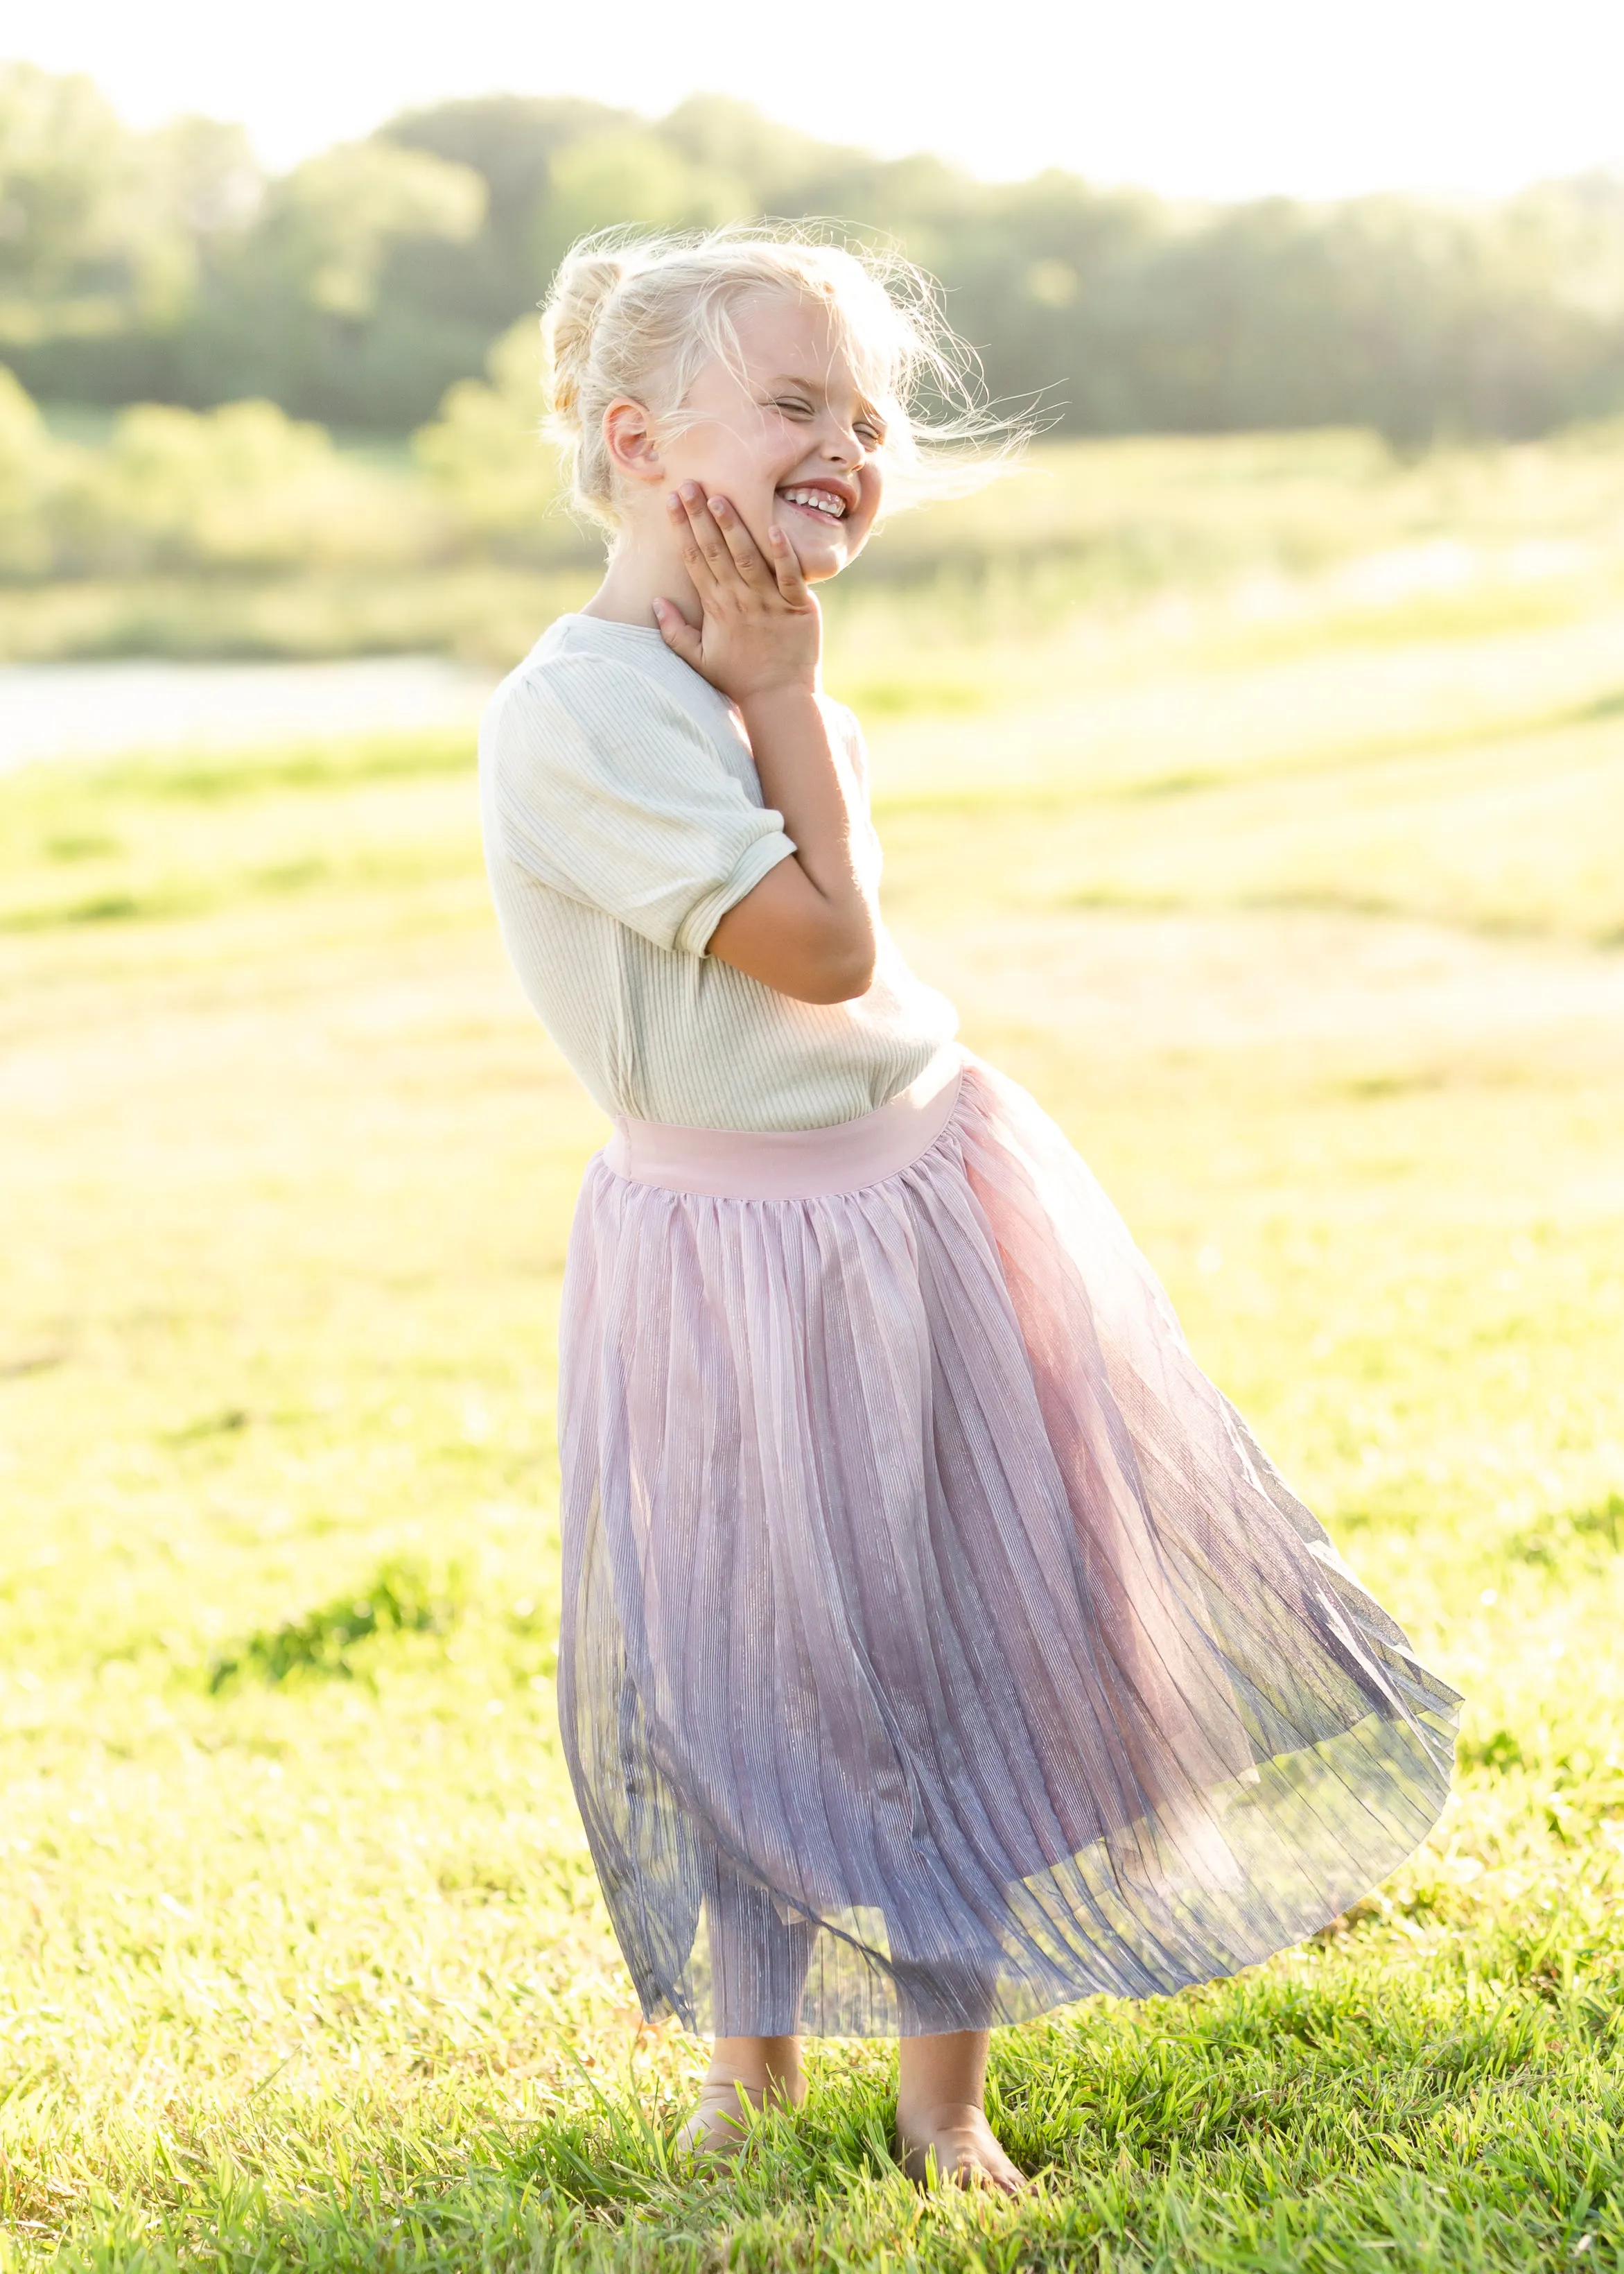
[204,1559,465,1693]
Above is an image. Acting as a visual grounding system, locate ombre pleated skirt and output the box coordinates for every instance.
[557,1048,1460,2038]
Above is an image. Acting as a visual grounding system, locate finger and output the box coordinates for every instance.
[706,495,769,584]
[678,485,737,582]
[652,596,703,668]
[667,490,718,592]
[766,523,812,607]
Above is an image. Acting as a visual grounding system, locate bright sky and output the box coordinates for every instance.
[13,0,1624,198]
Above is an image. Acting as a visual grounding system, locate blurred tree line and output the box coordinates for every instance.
[5,60,1624,444]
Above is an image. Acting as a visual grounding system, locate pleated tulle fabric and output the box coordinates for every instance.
[556,1058,1461,2038]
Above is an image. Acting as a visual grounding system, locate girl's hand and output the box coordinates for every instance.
[652,484,821,703]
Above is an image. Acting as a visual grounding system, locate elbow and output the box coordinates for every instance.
[798,944,878,1005]
[708,887,878,1004]
[795,922,878,1004]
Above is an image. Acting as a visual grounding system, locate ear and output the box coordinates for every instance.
[602,397,665,489]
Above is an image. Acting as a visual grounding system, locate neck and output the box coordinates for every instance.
[581,520,699,628]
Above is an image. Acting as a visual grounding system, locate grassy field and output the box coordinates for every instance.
[4,458,1624,2268]
[7,421,1624,668]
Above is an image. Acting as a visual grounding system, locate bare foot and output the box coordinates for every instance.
[896,2099,1026,2194]
[674,2079,766,2162]
[676,2037,807,2167]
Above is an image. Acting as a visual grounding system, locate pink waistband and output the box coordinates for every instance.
[602,1047,966,1200]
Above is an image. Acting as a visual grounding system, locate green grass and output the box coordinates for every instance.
[0,568,597,670]
[5,455,1624,2266]
[8,421,1624,669]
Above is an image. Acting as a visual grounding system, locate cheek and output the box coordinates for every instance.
[731,453,786,528]
[669,418,763,494]
[847,472,884,545]
[722,415,782,483]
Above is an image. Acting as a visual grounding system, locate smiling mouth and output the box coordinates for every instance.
[777,485,848,523]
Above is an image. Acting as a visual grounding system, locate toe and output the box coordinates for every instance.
[896,2115,1027,2195]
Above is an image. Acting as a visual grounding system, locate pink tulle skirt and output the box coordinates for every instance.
[557,1050,1460,2038]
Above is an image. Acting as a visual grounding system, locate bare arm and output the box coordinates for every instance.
[709,685,875,1003]
[653,486,877,1005]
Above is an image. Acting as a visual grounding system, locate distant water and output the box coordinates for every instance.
[0,656,499,771]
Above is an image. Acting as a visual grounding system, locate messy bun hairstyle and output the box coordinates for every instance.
[541,223,1021,535]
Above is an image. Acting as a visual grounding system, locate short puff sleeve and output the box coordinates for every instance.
[486,655,796,955]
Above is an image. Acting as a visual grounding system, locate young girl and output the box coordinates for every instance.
[479,228,1461,2191]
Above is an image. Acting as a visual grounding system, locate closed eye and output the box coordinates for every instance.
[773,397,815,419]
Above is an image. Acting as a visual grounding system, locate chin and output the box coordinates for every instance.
[799,535,857,582]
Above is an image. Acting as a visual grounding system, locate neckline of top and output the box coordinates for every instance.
[553,612,665,645]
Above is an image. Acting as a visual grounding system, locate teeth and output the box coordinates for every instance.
[781,487,845,519]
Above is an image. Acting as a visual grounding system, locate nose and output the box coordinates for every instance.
[817,410,864,467]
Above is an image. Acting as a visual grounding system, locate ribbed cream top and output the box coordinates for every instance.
[478,614,959,1133]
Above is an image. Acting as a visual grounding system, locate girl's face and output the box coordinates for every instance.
[647,293,886,582]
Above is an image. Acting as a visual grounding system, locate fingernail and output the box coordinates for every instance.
[708,497,726,513]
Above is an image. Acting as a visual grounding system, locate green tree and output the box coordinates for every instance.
[412,318,595,566]
[383,96,630,331]
[261,141,486,321]
[0,363,68,575]
[8,67,1624,444]
[0,64,265,407]
[0,64,139,345]
[173,141,489,424]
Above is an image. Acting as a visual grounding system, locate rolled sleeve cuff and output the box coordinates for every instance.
[674,831,798,958]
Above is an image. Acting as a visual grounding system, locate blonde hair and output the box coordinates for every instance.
[540,223,1020,533]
